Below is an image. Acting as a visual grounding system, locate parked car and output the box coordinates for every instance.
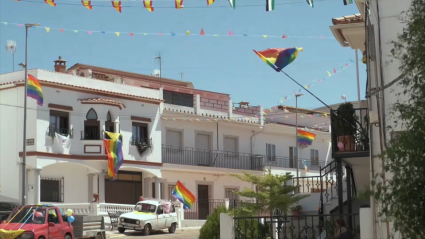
[0,204,74,239]
[0,201,20,222]
[117,200,178,236]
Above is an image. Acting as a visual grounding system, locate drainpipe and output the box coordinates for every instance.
[375,0,390,237]
[250,126,265,155]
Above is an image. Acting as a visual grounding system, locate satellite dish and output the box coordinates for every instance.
[152,69,161,77]
[341,95,346,100]
[5,40,17,52]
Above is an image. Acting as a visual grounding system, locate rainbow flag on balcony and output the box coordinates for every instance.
[297,130,316,146]
[104,131,123,179]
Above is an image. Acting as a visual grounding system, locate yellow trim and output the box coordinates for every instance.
[132,212,155,215]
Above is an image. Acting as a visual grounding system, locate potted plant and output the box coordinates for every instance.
[290,205,302,218]
[333,102,358,152]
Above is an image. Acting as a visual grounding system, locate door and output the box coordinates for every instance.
[224,137,238,160]
[155,205,166,229]
[289,146,298,168]
[195,134,210,166]
[165,130,183,163]
[47,208,62,239]
[197,185,209,219]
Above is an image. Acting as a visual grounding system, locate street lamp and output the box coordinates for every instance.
[21,23,40,206]
[295,93,303,189]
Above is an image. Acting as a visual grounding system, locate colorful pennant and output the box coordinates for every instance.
[44,0,56,7]
[266,0,275,11]
[228,0,235,8]
[207,0,215,6]
[175,0,183,9]
[111,1,121,13]
[82,1,92,10]
[143,0,154,12]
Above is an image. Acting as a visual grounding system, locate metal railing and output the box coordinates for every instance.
[46,127,73,138]
[129,137,149,146]
[263,157,326,171]
[228,199,256,210]
[162,145,264,171]
[292,176,323,194]
[234,213,360,239]
[80,131,101,140]
[330,108,369,155]
[183,199,225,220]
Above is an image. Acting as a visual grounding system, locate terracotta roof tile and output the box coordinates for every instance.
[332,14,363,25]
[78,98,126,109]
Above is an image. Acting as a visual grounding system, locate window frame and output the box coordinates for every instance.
[131,122,148,145]
[310,149,319,166]
[266,143,276,161]
[40,177,64,203]
[163,90,194,107]
[83,108,100,140]
[49,110,70,137]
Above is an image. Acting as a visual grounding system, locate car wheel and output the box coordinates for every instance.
[64,234,72,239]
[118,228,126,234]
[168,223,176,234]
[143,224,151,236]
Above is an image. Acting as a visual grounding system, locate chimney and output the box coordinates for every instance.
[54,56,67,73]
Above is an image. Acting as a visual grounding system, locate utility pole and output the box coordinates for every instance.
[180,73,184,81]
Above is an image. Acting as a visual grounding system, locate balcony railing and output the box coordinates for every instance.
[80,131,101,140]
[162,145,264,171]
[263,157,326,171]
[46,127,73,138]
[331,107,370,157]
[183,199,225,220]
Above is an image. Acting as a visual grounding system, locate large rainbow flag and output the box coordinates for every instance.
[172,181,196,210]
[253,47,303,72]
[298,129,316,146]
[103,131,124,179]
[27,74,44,106]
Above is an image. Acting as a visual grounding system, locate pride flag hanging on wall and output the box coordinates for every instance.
[104,131,124,179]
[27,74,44,106]
[297,129,316,146]
[172,181,196,210]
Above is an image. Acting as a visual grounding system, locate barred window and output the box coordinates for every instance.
[40,177,64,202]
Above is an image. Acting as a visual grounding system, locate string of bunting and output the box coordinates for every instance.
[11,0,351,12]
[0,21,334,39]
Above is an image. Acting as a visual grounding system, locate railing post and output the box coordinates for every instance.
[336,159,344,215]
[346,165,353,231]
[319,166,324,216]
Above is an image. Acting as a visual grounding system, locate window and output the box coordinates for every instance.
[131,122,148,145]
[225,188,240,209]
[289,146,298,168]
[266,144,276,161]
[310,149,319,166]
[49,110,70,137]
[82,108,100,140]
[105,111,114,139]
[40,178,64,202]
[156,205,163,215]
[47,209,60,224]
[163,90,194,107]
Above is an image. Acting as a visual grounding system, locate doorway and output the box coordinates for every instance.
[195,133,211,166]
[197,185,209,219]
[105,171,143,204]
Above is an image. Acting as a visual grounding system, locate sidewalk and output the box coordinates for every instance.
[105,226,201,235]
[105,227,201,239]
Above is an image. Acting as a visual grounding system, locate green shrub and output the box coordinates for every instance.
[199,206,228,239]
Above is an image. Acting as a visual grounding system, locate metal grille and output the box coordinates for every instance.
[40,177,64,202]
[122,218,138,224]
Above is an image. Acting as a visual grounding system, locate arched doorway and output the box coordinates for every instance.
[104,171,143,204]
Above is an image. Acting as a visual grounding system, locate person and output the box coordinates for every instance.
[139,196,145,202]
[334,218,354,239]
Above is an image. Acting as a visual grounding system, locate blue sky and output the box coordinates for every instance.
[0,0,366,110]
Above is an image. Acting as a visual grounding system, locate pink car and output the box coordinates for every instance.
[0,205,74,239]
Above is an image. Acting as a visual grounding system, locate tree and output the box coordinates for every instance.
[228,170,308,216]
[370,0,425,238]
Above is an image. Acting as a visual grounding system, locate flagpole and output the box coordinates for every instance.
[21,23,40,206]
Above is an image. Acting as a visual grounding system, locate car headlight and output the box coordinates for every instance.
[136,221,140,225]
[19,232,34,239]
[120,218,124,222]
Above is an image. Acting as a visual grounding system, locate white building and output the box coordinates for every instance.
[0,57,332,225]
[330,0,412,238]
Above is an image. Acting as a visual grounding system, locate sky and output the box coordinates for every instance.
[0,0,366,110]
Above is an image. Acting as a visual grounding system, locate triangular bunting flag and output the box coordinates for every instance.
[171,32,176,36]
[44,0,56,6]
[74,30,78,33]
[207,0,215,6]
[143,0,154,11]
[175,0,183,9]
[82,1,93,10]
[327,71,331,77]
[129,32,134,36]
[186,30,190,35]
[228,31,233,36]
[266,0,274,11]
[282,34,287,39]
[200,29,205,35]
[306,0,314,8]
[228,0,235,8]
[59,29,64,32]
[333,67,337,73]
[263,35,267,38]
[112,1,122,13]
[45,27,50,33]
[115,32,120,37]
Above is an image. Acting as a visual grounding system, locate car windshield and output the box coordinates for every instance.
[7,207,46,224]
[135,203,156,213]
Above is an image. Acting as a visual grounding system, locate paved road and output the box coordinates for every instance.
[106,228,200,239]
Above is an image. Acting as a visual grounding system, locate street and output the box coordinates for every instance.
[106,228,200,239]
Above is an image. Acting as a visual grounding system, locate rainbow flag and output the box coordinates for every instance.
[175,0,183,9]
[111,1,122,13]
[298,129,316,146]
[172,181,196,210]
[27,74,44,106]
[253,47,303,72]
[143,0,154,12]
[104,131,124,179]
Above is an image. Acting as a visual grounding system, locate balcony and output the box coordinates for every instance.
[46,127,73,138]
[162,145,327,172]
[331,107,370,158]
[162,145,264,171]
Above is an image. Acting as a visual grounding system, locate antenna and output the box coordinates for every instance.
[152,69,161,77]
[180,72,184,81]
[5,40,17,72]
[154,53,162,87]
